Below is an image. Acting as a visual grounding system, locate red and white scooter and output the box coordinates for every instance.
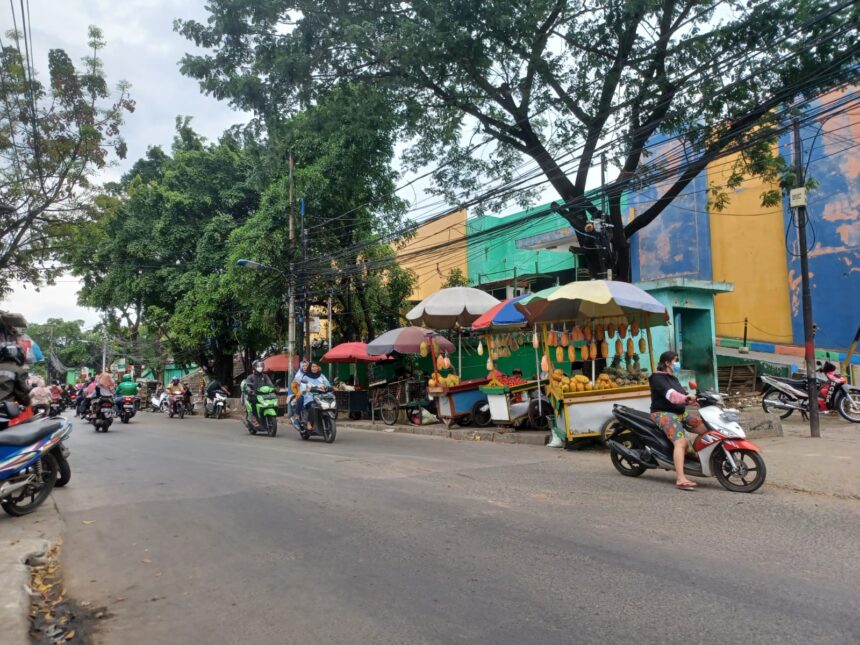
[607,381,766,492]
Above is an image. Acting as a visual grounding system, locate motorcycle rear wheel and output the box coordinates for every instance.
[55,455,71,488]
[836,393,860,423]
[322,415,336,443]
[2,453,58,516]
[761,389,795,419]
[713,449,766,493]
[609,430,647,477]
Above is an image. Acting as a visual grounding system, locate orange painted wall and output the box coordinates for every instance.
[708,153,794,343]
[394,210,468,301]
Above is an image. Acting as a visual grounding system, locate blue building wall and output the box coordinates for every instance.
[778,94,860,350]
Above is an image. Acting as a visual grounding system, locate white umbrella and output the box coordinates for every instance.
[406,287,500,373]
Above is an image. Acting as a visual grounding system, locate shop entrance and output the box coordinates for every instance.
[674,307,715,390]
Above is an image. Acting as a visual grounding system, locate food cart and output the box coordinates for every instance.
[515,280,668,446]
[366,327,453,425]
[321,342,392,420]
[469,297,550,429]
[406,287,500,428]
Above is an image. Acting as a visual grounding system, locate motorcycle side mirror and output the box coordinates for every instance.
[688,380,698,392]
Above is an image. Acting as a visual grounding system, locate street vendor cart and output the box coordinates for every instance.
[515,280,668,446]
[321,342,391,420]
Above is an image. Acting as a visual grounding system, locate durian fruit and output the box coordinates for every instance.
[626,338,635,356]
[584,325,593,341]
[607,322,616,338]
[600,340,609,359]
[568,344,576,362]
[477,340,484,356]
[419,340,429,357]
[580,343,590,361]
[615,339,623,355]
[639,337,647,353]
[556,346,564,363]
[589,341,598,359]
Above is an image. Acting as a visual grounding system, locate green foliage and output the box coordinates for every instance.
[176,0,860,278]
[0,26,133,293]
[26,318,102,378]
[442,268,469,288]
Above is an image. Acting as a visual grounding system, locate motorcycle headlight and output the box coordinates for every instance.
[720,409,741,423]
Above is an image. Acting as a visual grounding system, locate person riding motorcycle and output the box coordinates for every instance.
[0,343,31,409]
[298,362,331,431]
[166,377,184,396]
[182,383,193,412]
[206,378,230,402]
[115,373,139,412]
[290,359,309,424]
[244,361,273,427]
[29,376,53,414]
[86,371,116,416]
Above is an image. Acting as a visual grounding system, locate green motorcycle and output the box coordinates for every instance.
[243,385,279,437]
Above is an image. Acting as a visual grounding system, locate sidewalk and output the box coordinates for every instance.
[337,418,551,445]
[0,500,63,644]
[756,415,860,499]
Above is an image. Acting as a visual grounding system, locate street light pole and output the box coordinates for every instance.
[288,153,296,381]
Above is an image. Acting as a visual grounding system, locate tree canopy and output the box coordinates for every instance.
[176,0,860,279]
[0,26,133,292]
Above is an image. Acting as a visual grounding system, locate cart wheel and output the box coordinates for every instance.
[379,395,400,426]
[527,398,551,431]
[471,401,492,428]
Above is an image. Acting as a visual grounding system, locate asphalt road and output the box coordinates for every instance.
[53,410,860,645]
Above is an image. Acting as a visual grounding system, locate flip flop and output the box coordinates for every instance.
[676,482,697,490]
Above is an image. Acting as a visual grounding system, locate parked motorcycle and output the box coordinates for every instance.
[606,382,766,493]
[761,361,860,423]
[150,391,168,413]
[244,385,278,436]
[204,391,228,419]
[118,395,137,424]
[0,402,71,516]
[90,396,115,432]
[168,393,185,419]
[294,385,337,443]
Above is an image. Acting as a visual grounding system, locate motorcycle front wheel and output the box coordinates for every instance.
[2,453,58,516]
[836,393,860,423]
[322,415,336,443]
[179,406,185,420]
[266,415,278,437]
[761,389,795,419]
[713,449,766,493]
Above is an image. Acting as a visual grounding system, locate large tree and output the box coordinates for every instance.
[176,0,859,279]
[0,26,133,292]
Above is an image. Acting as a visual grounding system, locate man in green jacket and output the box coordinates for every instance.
[115,373,139,412]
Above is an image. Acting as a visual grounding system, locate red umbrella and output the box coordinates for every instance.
[321,342,392,363]
[262,354,297,373]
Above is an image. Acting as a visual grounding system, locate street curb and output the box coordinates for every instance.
[0,535,50,644]
[340,420,550,446]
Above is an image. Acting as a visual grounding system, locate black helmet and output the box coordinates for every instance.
[172,376,180,384]
[0,343,24,365]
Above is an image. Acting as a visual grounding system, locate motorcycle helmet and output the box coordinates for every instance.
[0,343,24,365]
[123,373,133,382]
[253,360,264,374]
[172,377,180,385]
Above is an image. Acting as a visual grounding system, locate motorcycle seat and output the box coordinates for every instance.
[0,419,62,446]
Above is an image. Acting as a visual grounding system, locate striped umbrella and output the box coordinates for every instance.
[515,280,668,324]
[470,294,529,330]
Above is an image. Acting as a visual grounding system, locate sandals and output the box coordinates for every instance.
[676,481,697,490]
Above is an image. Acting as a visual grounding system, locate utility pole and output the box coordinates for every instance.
[301,199,311,361]
[287,153,296,381]
[792,119,820,438]
[101,328,107,373]
[327,291,333,380]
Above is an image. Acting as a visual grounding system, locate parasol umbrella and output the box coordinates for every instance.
[321,342,392,363]
[263,354,297,373]
[405,287,500,328]
[366,327,455,356]
[471,294,529,330]
[515,280,668,324]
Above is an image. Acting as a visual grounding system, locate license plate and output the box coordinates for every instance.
[123,405,134,409]
[103,410,113,417]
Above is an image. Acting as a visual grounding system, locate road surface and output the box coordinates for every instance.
[52,410,860,644]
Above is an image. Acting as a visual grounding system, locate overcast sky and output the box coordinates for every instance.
[1,0,245,326]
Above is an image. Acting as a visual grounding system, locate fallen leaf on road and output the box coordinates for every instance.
[81,520,96,525]
[141,559,152,564]
[65,629,76,640]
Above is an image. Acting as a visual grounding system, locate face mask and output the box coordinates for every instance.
[672,361,681,374]
[255,367,263,373]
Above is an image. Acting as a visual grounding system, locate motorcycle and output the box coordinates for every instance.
[761,361,860,423]
[168,393,185,419]
[118,395,137,424]
[244,385,278,436]
[294,385,337,443]
[89,396,115,432]
[203,391,228,419]
[150,391,168,413]
[606,381,766,493]
[0,402,71,516]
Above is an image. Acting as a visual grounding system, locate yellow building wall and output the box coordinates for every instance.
[708,154,794,343]
[394,209,468,302]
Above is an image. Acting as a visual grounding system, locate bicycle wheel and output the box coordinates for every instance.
[379,395,400,425]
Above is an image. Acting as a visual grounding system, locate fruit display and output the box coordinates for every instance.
[427,372,461,389]
[486,373,528,389]
[547,359,649,395]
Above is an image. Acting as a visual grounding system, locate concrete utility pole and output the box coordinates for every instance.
[301,199,311,360]
[327,291,333,380]
[287,153,296,381]
[101,327,107,373]
[792,119,820,438]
